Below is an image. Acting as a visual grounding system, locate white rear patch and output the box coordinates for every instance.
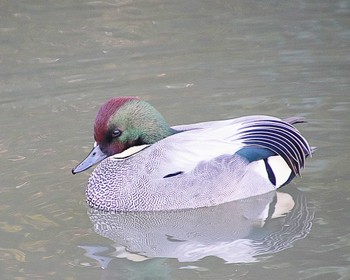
[249,155,292,188]
[267,155,292,187]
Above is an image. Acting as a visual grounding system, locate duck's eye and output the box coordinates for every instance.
[111,129,122,138]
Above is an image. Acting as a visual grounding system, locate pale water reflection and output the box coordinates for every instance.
[84,189,313,266]
[1,0,350,279]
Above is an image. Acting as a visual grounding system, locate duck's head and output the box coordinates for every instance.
[72,96,175,174]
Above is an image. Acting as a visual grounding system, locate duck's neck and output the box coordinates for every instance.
[140,118,178,144]
[121,99,179,144]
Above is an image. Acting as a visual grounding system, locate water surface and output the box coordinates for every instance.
[1,0,349,279]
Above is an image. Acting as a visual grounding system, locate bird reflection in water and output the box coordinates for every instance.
[79,188,314,268]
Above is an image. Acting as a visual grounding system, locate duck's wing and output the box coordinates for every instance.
[235,117,312,176]
[158,116,312,179]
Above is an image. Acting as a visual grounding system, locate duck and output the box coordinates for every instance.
[72,96,313,212]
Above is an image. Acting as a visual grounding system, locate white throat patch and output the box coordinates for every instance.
[112,144,150,159]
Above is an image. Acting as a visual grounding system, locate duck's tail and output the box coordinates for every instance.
[238,117,313,176]
[283,116,316,158]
